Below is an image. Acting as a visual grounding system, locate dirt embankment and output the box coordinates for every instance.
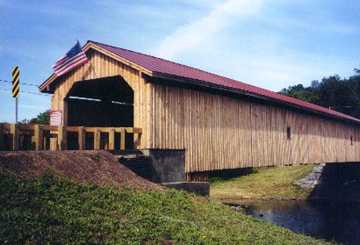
[0,150,161,191]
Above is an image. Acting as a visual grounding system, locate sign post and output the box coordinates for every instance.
[12,66,20,123]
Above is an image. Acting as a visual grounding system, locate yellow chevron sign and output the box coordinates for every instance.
[12,66,20,98]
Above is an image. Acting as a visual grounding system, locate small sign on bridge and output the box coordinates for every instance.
[50,110,62,126]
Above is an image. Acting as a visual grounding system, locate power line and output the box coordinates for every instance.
[0,87,51,97]
[0,79,39,87]
[0,79,49,97]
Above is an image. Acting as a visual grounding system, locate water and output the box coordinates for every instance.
[234,200,360,245]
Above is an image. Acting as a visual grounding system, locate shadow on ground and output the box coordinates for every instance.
[208,168,255,182]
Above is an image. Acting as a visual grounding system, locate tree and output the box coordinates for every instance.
[310,80,320,89]
[29,110,50,124]
[279,68,360,119]
[280,84,319,103]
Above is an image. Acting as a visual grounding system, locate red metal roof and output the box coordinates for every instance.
[90,41,360,124]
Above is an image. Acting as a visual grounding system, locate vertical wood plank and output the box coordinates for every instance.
[78,126,85,150]
[63,99,68,126]
[136,131,142,149]
[57,126,67,150]
[120,128,126,150]
[108,128,115,151]
[10,124,18,151]
[94,129,101,150]
[34,125,43,151]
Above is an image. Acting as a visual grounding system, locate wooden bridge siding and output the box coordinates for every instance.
[149,83,360,173]
[51,50,151,148]
[47,48,360,172]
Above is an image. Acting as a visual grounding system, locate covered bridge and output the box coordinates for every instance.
[40,40,360,180]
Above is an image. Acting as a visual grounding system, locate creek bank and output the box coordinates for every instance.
[210,165,314,201]
[294,163,325,189]
[210,164,360,245]
[229,199,360,245]
[211,163,360,203]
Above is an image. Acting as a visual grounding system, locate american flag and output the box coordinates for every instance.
[52,41,88,77]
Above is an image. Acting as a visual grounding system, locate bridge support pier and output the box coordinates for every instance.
[119,149,209,196]
[141,149,186,183]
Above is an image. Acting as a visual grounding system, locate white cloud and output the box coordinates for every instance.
[151,0,359,92]
[153,0,264,59]
[196,42,356,92]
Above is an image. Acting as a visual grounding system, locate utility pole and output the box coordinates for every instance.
[12,66,20,123]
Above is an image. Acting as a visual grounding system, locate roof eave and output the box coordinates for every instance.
[84,41,153,76]
[39,73,57,93]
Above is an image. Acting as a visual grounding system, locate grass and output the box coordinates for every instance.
[210,165,314,202]
[0,170,330,244]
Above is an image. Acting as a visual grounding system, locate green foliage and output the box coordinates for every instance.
[29,110,50,124]
[280,84,320,103]
[21,110,50,124]
[0,172,330,244]
[280,68,360,118]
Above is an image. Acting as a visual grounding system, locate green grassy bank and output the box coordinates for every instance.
[0,171,329,244]
[210,165,314,202]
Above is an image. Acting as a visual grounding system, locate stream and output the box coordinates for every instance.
[232,200,360,245]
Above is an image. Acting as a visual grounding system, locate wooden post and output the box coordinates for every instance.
[10,124,18,151]
[34,124,43,151]
[43,131,50,150]
[78,127,85,150]
[62,99,68,126]
[109,128,115,151]
[120,128,126,151]
[58,125,67,150]
[135,131,142,149]
[50,137,58,151]
[94,129,101,150]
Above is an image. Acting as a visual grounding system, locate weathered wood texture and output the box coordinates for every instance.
[48,48,360,173]
[0,123,142,152]
[148,84,360,173]
[51,49,151,148]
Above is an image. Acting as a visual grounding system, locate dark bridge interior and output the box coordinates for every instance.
[65,75,134,150]
[66,75,134,127]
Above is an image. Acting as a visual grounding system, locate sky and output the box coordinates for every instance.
[0,0,359,122]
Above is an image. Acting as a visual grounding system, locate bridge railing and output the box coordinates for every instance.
[0,123,142,151]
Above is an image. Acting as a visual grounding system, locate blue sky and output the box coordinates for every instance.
[0,0,359,122]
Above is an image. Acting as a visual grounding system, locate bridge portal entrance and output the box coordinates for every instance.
[64,75,135,150]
